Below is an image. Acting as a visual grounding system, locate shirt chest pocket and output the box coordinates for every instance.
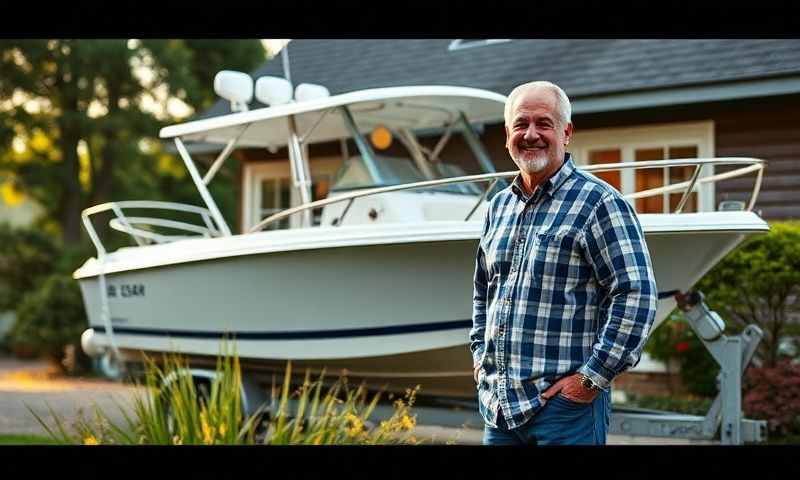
[529,226,584,274]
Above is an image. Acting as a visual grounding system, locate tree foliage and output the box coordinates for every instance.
[696,222,800,367]
[0,39,267,245]
[0,222,59,312]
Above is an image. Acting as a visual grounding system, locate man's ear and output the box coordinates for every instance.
[504,125,511,150]
[563,122,573,146]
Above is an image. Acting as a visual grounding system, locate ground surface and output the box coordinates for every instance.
[0,355,713,445]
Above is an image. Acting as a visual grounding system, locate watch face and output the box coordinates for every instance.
[581,376,593,389]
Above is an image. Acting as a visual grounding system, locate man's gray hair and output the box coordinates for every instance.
[504,81,572,127]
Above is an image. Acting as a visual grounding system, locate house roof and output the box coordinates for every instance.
[198,39,800,121]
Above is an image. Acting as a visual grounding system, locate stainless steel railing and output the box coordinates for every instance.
[81,200,222,257]
[248,157,765,233]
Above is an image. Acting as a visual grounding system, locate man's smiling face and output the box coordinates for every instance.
[505,87,572,177]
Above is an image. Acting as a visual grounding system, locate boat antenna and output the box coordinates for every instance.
[281,41,293,99]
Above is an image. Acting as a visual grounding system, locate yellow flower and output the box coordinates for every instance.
[83,435,99,445]
[201,413,214,444]
[400,414,415,431]
[345,413,364,437]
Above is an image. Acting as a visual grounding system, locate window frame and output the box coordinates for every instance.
[568,121,715,213]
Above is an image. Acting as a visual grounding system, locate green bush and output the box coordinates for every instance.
[696,221,800,367]
[0,222,59,312]
[9,273,90,373]
[645,312,719,397]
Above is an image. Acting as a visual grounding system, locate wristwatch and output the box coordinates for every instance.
[578,373,600,391]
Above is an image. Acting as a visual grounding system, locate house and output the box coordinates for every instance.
[190,39,800,397]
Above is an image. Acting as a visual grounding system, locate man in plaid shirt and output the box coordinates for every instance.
[470,81,658,445]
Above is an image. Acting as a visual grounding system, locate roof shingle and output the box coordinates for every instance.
[199,39,800,120]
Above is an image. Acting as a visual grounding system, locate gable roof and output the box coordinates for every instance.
[198,39,800,120]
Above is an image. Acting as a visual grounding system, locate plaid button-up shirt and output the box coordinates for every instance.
[470,153,658,429]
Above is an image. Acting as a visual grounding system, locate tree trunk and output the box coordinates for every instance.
[58,124,83,246]
[57,81,83,246]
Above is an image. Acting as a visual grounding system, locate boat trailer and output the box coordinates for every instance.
[608,291,767,444]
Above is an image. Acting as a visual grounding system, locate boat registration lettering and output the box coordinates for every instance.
[107,284,146,298]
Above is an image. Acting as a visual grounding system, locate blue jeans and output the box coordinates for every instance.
[482,390,611,445]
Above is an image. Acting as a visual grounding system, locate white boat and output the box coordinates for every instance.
[76,74,768,398]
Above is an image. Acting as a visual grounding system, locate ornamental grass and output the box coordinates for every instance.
[29,343,421,445]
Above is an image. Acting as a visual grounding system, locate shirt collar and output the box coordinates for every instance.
[510,152,576,202]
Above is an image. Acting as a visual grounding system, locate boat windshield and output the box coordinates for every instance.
[331,155,481,195]
[330,109,497,195]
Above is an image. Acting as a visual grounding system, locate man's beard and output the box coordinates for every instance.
[512,151,550,175]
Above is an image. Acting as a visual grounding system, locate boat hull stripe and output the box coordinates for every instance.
[90,319,473,340]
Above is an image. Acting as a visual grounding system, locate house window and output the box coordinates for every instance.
[258,175,330,230]
[571,121,715,213]
[447,39,511,51]
[242,156,342,233]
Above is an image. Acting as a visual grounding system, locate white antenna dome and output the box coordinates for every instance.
[255,76,293,107]
[295,83,330,102]
[214,71,253,112]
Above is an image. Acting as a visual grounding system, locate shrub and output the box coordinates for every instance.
[8,273,90,373]
[695,221,800,367]
[743,360,800,437]
[645,312,719,397]
[0,222,59,312]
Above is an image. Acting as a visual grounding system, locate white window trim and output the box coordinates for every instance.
[447,39,511,51]
[568,121,715,212]
[242,156,342,233]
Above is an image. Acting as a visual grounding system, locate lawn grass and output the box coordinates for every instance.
[0,433,59,445]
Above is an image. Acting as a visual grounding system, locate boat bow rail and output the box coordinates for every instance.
[249,157,766,233]
[81,200,224,258]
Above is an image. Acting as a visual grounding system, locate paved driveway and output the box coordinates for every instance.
[0,356,145,437]
[0,356,711,444]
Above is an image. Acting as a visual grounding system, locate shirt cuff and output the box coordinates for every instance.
[471,345,485,369]
[578,356,616,391]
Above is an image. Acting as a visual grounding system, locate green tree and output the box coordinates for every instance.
[695,222,800,367]
[0,39,267,247]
